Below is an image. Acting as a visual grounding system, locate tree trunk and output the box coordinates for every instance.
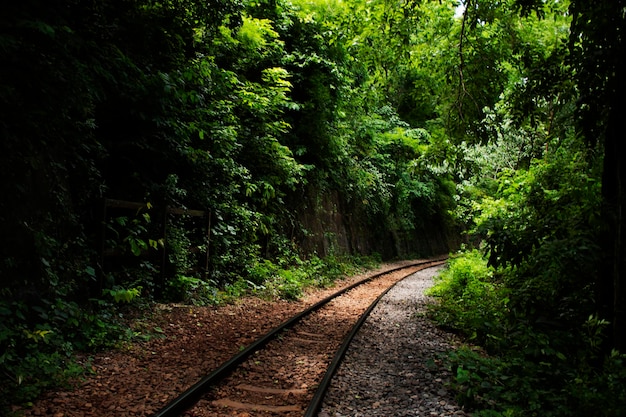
[599,39,626,352]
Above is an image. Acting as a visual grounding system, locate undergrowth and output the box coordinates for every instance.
[168,254,381,304]
[428,250,626,417]
[1,253,380,413]
[0,293,161,413]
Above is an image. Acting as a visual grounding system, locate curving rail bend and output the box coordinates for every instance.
[153,257,447,417]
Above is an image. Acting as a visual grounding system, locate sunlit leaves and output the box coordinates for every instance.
[238,16,280,49]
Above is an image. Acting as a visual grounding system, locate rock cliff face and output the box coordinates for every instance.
[294,187,460,259]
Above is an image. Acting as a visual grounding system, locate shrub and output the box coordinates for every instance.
[428,250,506,347]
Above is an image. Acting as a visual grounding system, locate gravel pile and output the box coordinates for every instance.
[319,266,470,417]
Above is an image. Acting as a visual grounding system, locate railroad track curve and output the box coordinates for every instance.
[153,257,447,417]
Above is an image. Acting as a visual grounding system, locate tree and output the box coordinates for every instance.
[569,0,626,352]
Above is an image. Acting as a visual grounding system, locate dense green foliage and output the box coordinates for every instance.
[1,0,625,413]
[0,0,454,408]
[428,140,617,414]
[424,1,626,415]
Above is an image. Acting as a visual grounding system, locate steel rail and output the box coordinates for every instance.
[152,257,447,417]
[303,259,446,417]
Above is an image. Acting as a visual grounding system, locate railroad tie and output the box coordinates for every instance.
[211,398,302,412]
[211,384,307,413]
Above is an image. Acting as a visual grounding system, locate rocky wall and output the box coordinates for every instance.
[294,187,460,260]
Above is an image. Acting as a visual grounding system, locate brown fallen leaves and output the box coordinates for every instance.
[16,261,419,417]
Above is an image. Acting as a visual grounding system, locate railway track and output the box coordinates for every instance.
[153,258,447,417]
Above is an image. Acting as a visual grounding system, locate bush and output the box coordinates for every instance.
[566,350,626,417]
[428,144,622,416]
[428,250,506,348]
[0,297,134,410]
[446,346,567,417]
[167,275,221,306]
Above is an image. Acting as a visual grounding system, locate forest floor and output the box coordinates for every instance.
[17,260,423,417]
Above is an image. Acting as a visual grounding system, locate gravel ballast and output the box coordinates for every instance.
[319,266,470,417]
